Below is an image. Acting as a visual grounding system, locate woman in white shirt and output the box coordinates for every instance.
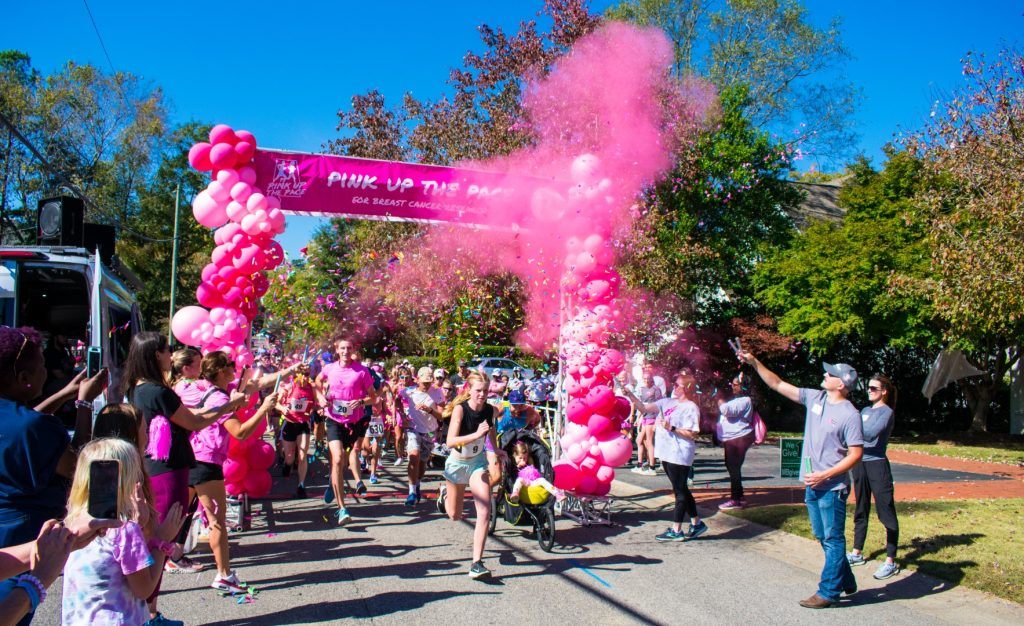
[632,373,708,542]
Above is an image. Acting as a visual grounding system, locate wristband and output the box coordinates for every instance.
[148,540,177,557]
[15,574,46,609]
[74,399,93,410]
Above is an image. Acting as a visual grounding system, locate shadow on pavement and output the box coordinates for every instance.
[201,590,502,625]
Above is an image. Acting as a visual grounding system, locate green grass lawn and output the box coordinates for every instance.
[728,499,1024,604]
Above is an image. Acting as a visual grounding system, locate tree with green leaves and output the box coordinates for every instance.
[606,0,858,162]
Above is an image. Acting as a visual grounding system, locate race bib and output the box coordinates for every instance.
[367,422,385,437]
[454,435,484,459]
[290,398,309,412]
[331,399,350,416]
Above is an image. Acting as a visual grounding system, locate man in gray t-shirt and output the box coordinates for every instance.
[739,351,864,609]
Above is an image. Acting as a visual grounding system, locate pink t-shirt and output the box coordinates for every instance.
[323,361,374,424]
[62,520,153,626]
[191,387,233,465]
[283,382,315,424]
[173,378,210,409]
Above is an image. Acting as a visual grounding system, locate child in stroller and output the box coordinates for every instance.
[492,429,559,552]
[509,440,565,504]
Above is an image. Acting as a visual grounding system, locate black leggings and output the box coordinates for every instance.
[662,461,698,523]
[851,459,900,559]
[723,431,755,500]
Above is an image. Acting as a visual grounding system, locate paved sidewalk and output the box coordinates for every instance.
[33,450,1024,625]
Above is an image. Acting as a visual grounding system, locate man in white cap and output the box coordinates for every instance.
[397,366,444,507]
[737,351,864,609]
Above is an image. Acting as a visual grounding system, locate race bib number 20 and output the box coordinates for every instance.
[331,400,350,416]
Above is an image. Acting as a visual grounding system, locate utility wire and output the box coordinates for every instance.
[82,0,117,75]
[0,109,178,243]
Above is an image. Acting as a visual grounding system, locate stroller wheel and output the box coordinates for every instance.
[536,505,556,552]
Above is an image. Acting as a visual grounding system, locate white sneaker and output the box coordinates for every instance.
[211,571,247,593]
[642,468,657,476]
[392,457,405,466]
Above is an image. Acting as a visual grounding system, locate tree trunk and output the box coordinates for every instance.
[968,384,993,432]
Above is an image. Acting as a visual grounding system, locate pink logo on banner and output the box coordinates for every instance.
[253,149,538,224]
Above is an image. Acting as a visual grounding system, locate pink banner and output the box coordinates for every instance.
[253,149,536,223]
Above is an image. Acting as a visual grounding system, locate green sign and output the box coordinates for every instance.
[780,438,804,478]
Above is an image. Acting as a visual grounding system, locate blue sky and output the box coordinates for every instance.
[4,1,1022,257]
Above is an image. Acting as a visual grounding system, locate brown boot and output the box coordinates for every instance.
[798,594,833,609]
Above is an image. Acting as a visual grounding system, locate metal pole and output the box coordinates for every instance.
[168,183,181,344]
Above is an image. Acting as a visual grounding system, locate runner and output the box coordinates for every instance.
[438,371,498,579]
[314,337,377,526]
[389,366,414,467]
[632,373,708,542]
[275,364,317,498]
[397,367,444,507]
[361,365,389,485]
[497,389,541,435]
[716,372,756,510]
[738,350,864,609]
[848,374,901,580]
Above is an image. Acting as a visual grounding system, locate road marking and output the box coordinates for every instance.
[568,558,612,588]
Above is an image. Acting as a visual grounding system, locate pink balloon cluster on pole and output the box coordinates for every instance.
[551,154,632,498]
[172,124,287,498]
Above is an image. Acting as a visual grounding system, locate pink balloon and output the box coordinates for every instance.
[209,124,237,145]
[243,470,272,498]
[595,465,615,483]
[246,193,268,214]
[585,279,613,302]
[575,252,597,275]
[216,168,240,189]
[579,456,599,476]
[225,481,244,496]
[188,142,213,171]
[207,180,231,203]
[583,234,605,253]
[223,457,249,483]
[235,130,256,147]
[209,143,237,170]
[587,413,616,437]
[552,461,582,491]
[171,306,210,347]
[566,442,587,465]
[201,263,218,282]
[610,396,631,421]
[230,182,253,203]
[247,441,275,471]
[192,191,227,228]
[576,475,598,495]
[566,398,593,425]
[234,141,254,163]
[585,385,616,414]
[196,282,223,308]
[591,477,612,497]
[597,435,632,467]
[237,166,257,185]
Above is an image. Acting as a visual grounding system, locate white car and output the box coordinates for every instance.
[468,357,534,382]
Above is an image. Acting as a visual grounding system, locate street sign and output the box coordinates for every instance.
[780,438,803,478]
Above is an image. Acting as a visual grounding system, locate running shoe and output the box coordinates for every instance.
[685,520,708,539]
[164,555,204,573]
[846,552,866,566]
[324,487,335,505]
[641,467,657,476]
[296,484,307,499]
[468,561,491,579]
[369,474,379,485]
[718,499,746,511]
[144,612,184,626]
[873,561,900,580]
[211,571,248,593]
[355,481,367,496]
[655,528,686,542]
[405,493,417,507]
[393,457,406,466]
[630,466,644,474]
[436,485,447,515]
[336,508,352,526]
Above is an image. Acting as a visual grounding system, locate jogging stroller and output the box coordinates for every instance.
[489,428,557,552]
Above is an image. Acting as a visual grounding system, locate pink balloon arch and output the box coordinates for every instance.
[172,128,635,499]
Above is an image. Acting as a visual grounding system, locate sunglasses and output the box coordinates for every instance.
[867,385,882,392]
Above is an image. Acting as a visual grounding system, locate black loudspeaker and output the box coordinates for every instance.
[84,223,116,265]
[37,196,85,246]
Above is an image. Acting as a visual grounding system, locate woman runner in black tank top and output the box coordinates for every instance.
[439,371,499,579]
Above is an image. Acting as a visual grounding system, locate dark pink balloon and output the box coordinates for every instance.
[208,124,237,145]
[188,142,214,171]
[209,143,237,170]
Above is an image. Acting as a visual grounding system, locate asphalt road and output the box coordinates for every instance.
[33,448,1024,625]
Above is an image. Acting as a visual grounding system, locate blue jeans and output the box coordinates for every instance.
[805,486,855,601]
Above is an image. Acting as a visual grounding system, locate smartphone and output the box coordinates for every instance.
[87,460,120,519]
[87,346,102,378]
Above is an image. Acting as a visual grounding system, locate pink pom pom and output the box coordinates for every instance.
[145,415,173,461]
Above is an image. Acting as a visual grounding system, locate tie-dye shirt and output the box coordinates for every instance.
[62,520,153,626]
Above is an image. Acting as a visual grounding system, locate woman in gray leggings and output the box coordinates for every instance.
[847,374,900,580]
